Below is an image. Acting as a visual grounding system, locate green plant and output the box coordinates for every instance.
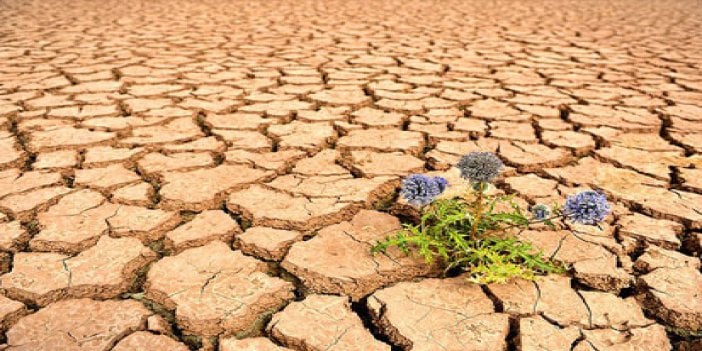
[373,196,564,283]
[372,152,610,284]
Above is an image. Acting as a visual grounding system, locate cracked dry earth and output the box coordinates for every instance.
[0,0,701,350]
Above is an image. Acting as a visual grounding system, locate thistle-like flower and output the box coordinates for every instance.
[564,191,610,225]
[400,174,445,207]
[531,204,552,221]
[456,152,503,183]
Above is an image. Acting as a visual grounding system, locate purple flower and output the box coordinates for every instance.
[564,191,610,225]
[456,152,503,183]
[531,204,552,221]
[400,174,446,207]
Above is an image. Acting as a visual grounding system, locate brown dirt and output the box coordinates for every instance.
[0,0,700,349]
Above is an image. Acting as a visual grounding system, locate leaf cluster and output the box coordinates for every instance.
[372,196,564,284]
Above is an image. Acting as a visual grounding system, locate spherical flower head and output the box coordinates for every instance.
[531,204,552,221]
[456,152,503,183]
[564,191,611,225]
[400,174,444,207]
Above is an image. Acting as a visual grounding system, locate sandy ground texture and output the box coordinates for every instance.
[1,0,701,350]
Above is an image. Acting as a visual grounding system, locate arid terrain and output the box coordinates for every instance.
[1,0,701,350]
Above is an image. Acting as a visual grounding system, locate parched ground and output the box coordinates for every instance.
[0,0,701,350]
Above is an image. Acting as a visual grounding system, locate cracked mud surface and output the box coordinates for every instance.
[0,0,701,349]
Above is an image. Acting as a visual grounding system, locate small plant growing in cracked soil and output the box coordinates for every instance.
[373,151,611,284]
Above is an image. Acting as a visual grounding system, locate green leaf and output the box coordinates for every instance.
[368,197,563,284]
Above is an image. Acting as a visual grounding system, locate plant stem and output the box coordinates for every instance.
[470,182,485,238]
[486,212,573,236]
